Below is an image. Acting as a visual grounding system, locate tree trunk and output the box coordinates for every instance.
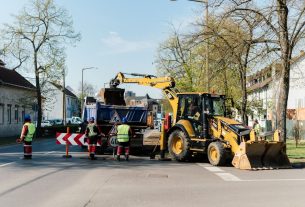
[276,0,290,143]
[223,66,229,96]
[34,52,42,136]
[240,69,248,125]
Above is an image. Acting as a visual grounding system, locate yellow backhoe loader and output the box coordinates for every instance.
[110,72,291,170]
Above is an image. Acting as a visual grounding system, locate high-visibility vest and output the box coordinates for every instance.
[87,123,97,137]
[22,122,36,142]
[117,124,130,142]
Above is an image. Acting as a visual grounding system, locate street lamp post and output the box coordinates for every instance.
[170,0,209,91]
[81,67,97,113]
[63,67,66,125]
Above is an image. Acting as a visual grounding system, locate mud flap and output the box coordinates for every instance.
[232,141,291,170]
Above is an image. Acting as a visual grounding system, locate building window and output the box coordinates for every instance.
[15,105,19,124]
[21,106,25,123]
[0,104,4,124]
[7,104,11,124]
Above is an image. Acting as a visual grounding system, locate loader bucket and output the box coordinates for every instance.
[262,142,291,169]
[232,141,291,170]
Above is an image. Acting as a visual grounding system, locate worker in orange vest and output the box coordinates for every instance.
[16,114,36,159]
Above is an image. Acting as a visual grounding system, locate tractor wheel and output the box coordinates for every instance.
[168,130,191,161]
[207,142,226,166]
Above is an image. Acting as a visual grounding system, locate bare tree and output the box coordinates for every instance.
[0,0,80,133]
[77,82,97,99]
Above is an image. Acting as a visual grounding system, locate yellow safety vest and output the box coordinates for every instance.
[22,122,36,142]
[117,124,130,142]
[87,123,97,137]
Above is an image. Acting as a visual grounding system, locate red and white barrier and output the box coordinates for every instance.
[56,133,101,146]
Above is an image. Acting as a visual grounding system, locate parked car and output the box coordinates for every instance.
[66,116,82,124]
[41,120,54,127]
[50,119,63,125]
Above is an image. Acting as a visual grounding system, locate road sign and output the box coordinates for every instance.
[108,136,118,147]
[56,133,101,146]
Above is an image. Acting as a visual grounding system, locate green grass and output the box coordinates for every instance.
[286,140,305,165]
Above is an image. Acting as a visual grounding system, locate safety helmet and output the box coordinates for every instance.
[122,117,127,124]
[24,114,31,121]
[89,117,95,122]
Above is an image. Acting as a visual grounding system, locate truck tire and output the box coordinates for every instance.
[207,141,226,166]
[168,129,191,161]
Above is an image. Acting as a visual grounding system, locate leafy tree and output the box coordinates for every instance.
[0,0,80,133]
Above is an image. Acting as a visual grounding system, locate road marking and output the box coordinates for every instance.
[197,163,305,182]
[0,162,15,167]
[197,163,224,172]
[197,163,241,182]
[216,173,241,181]
[204,166,224,172]
[243,178,305,182]
[43,151,55,155]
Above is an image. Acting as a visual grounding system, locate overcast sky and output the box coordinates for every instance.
[0,0,202,98]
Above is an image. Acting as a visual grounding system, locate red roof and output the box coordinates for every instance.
[0,66,36,90]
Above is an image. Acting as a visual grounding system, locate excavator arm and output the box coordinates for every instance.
[110,72,179,121]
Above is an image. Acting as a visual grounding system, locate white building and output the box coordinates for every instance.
[43,83,79,120]
[247,51,305,131]
[0,60,37,138]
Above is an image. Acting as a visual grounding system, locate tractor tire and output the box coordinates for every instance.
[207,141,226,166]
[168,129,191,161]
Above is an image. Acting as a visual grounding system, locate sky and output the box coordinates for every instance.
[0,0,203,98]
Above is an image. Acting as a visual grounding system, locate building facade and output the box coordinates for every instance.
[247,51,305,134]
[43,83,79,120]
[0,61,37,138]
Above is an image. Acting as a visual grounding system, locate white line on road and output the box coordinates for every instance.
[204,166,224,172]
[0,162,15,167]
[43,151,55,155]
[197,163,224,172]
[216,173,241,181]
[197,163,241,182]
[243,178,305,182]
[197,163,305,182]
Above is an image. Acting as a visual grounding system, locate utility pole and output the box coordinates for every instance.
[205,0,209,91]
[62,67,66,125]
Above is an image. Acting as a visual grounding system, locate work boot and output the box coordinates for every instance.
[116,155,121,161]
[125,155,129,161]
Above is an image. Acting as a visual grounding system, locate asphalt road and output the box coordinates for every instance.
[0,139,305,207]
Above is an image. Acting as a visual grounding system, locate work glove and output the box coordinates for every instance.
[16,138,22,143]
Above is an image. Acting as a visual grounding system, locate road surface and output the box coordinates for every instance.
[0,138,305,207]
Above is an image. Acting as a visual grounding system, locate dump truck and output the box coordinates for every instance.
[82,88,148,152]
[109,72,291,170]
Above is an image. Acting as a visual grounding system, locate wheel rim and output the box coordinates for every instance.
[171,136,183,155]
[209,146,218,162]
